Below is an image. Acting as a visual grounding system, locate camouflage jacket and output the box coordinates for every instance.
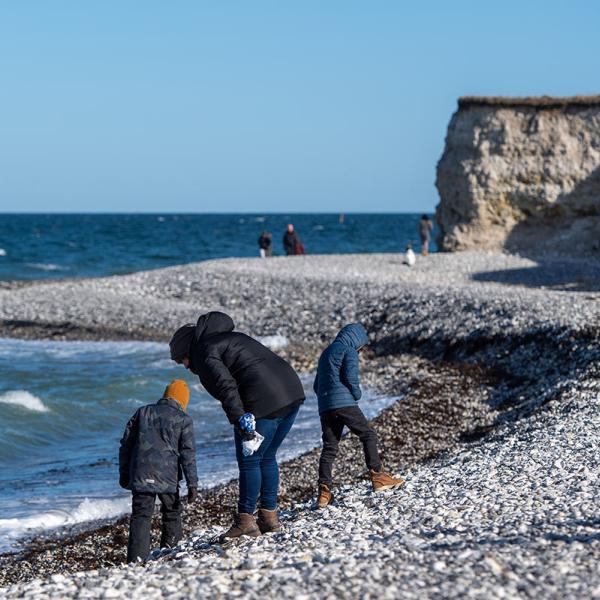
[119,398,198,493]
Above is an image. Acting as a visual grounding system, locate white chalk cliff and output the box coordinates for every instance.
[435,96,600,256]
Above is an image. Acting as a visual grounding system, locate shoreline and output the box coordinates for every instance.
[0,352,498,586]
[6,362,593,599]
[1,251,599,593]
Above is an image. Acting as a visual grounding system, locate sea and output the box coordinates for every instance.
[0,214,427,552]
[0,213,435,280]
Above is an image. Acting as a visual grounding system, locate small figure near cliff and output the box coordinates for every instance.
[403,244,416,267]
[258,231,273,258]
[419,215,434,256]
[283,224,305,255]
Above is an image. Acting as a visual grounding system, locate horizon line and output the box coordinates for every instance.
[0,210,435,216]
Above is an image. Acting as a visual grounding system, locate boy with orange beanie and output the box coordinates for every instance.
[119,379,198,562]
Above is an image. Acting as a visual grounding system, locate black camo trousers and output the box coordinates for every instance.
[127,491,182,563]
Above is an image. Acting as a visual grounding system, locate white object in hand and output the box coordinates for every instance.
[242,432,265,457]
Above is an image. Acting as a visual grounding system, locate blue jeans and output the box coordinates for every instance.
[234,405,299,514]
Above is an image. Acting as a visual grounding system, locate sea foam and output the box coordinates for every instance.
[258,335,289,351]
[0,497,130,552]
[0,390,49,412]
[0,337,167,361]
[25,262,65,271]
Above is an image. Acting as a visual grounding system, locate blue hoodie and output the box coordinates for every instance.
[313,323,369,414]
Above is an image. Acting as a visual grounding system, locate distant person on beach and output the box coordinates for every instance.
[169,311,305,542]
[283,223,304,255]
[313,324,404,509]
[419,215,434,256]
[403,244,416,267]
[258,231,273,258]
[119,380,198,563]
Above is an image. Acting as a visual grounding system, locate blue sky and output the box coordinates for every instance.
[0,1,598,213]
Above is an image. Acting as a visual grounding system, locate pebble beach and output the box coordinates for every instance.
[1,251,599,598]
[5,372,598,599]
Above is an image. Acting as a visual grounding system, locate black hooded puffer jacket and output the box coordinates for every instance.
[188,312,305,424]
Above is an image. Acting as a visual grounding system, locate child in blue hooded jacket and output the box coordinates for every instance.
[313,323,404,508]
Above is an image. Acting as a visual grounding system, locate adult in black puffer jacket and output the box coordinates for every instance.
[169,312,305,541]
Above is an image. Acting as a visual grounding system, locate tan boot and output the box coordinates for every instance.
[316,483,334,509]
[218,513,261,543]
[256,508,282,534]
[369,469,405,492]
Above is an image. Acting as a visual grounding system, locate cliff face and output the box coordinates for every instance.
[435,96,600,255]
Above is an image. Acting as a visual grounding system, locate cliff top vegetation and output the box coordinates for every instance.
[459,95,600,109]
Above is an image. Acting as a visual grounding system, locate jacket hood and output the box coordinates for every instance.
[195,311,235,341]
[158,396,186,413]
[335,323,369,349]
[169,324,195,361]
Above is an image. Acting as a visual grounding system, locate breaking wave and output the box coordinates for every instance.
[0,497,130,552]
[0,390,49,413]
[258,335,289,351]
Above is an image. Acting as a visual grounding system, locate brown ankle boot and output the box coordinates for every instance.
[256,508,281,534]
[369,469,405,492]
[218,513,261,543]
[316,483,334,509]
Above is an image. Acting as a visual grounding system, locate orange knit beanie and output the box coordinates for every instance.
[163,379,190,412]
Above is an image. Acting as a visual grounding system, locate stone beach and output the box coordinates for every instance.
[5,370,598,599]
[1,251,599,597]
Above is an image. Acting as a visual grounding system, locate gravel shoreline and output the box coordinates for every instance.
[1,252,598,596]
[1,252,599,343]
[0,353,497,586]
[6,363,597,599]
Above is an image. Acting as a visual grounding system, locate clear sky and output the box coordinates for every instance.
[0,1,598,213]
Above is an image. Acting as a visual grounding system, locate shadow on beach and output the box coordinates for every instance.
[471,260,600,293]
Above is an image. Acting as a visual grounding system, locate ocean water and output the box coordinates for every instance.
[0,337,400,553]
[0,213,436,280]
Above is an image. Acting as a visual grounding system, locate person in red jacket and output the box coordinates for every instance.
[283,223,304,255]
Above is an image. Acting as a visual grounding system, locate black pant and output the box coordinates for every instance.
[127,491,182,563]
[318,405,382,486]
